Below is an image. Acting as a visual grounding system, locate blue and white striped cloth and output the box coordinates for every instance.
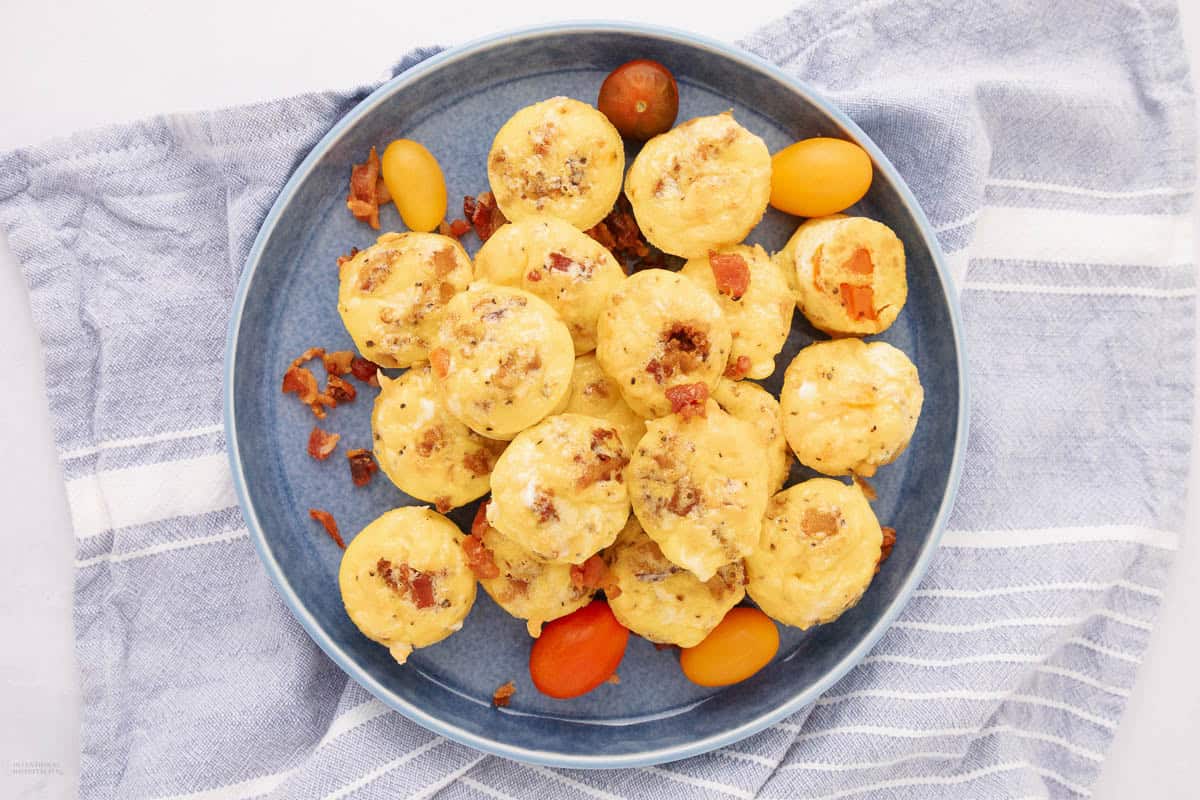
[0,1,1194,797]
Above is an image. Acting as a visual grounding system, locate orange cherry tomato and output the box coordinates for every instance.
[679,607,779,687]
[597,59,679,141]
[529,600,629,699]
[769,137,873,217]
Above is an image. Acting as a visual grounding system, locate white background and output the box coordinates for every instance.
[1,1,1196,797]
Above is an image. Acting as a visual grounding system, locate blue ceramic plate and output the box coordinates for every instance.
[225,22,967,767]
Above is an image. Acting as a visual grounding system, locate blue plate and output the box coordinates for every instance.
[225,22,967,768]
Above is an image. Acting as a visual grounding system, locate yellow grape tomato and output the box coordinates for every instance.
[679,607,780,687]
[769,137,873,217]
[381,139,447,232]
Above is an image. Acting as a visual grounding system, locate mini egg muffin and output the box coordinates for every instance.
[605,516,745,648]
[780,338,923,477]
[338,507,476,664]
[624,112,772,258]
[372,364,506,511]
[711,378,792,494]
[473,216,626,354]
[471,502,593,637]
[338,232,473,368]
[680,244,795,380]
[596,269,732,418]
[775,215,907,336]
[487,97,625,230]
[563,353,647,452]
[430,285,574,440]
[746,479,882,629]
[628,401,769,580]
[488,413,631,564]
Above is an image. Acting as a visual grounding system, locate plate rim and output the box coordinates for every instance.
[223,19,970,768]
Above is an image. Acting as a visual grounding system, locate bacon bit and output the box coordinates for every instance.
[667,483,702,516]
[463,534,501,580]
[347,449,378,487]
[471,501,492,537]
[724,355,752,380]
[308,508,345,548]
[429,348,451,379]
[844,248,874,275]
[307,427,340,460]
[709,251,751,300]
[463,192,508,242]
[526,269,543,282]
[325,375,357,404]
[605,673,621,685]
[583,380,610,399]
[410,572,436,608]
[666,383,709,419]
[347,146,390,229]
[336,247,360,271]
[288,347,326,370]
[449,218,472,238]
[802,508,841,537]
[508,578,529,597]
[434,496,452,513]
[547,251,576,272]
[569,555,621,598]
[432,247,458,279]
[282,365,320,404]
[532,489,559,523]
[463,447,499,477]
[584,196,656,268]
[646,323,710,384]
[376,558,405,594]
[853,474,878,501]
[840,283,877,321]
[492,681,516,708]
[416,425,446,458]
[350,355,381,384]
[877,526,897,573]
[575,428,630,489]
[323,350,355,376]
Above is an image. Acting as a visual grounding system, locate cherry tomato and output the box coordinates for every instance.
[769,137,873,217]
[679,607,779,687]
[529,600,629,699]
[597,59,679,141]
[380,139,447,232]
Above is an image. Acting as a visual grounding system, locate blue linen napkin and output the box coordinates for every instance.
[0,1,1194,797]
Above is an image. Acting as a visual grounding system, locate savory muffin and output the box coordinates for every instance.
[487,97,625,229]
[487,413,631,564]
[562,353,647,452]
[746,478,883,629]
[596,268,732,418]
[624,112,771,258]
[711,378,792,494]
[779,338,923,477]
[338,507,476,664]
[680,244,794,380]
[337,231,473,368]
[473,215,626,354]
[604,516,745,648]
[627,401,769,580]
[430,285,574,440]
[372,364,505,511]
[774,215,907,336]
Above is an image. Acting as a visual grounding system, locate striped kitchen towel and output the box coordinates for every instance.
[0,0,1193,797]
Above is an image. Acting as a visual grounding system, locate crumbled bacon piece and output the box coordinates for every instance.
[844,248,874,275]
[416,425,446,458]
[532,489,559,523]
[840,283,877,321]
[438,219,472,239]
[877,526,896,573]
[430,348,451,379]
[471,501,492,538]
[665,383,709,419]
[350,355,381,384]
[526,269,543,282]
[463,447,499,477]
[325,375,357,404]
[584,196,656,268]
[347,146,390,229]
[376,558,404,594]
[667,483,702,516]
[282,365,320,404]
[492,681,516,708]
[289,347,326,370]
[570,555,622,598]
[434,496,452,513]
[323,350,355,376]
[307,427,340,460]
[410,572,436,608]
[709,251,751,299]
[308,508,345,548]
[347,449,378,487]
[646,323,710,384]
[463,534,501,580]
[546,251,591,276]
[802,508,841,537]
[724,355,752,380]
[463,192,508,242]
[853,475,878,501]
[575,428,630,489]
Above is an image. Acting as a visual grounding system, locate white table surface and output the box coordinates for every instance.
[1,1,1196,797]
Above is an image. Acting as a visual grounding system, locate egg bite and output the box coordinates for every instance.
[563,353,647,453]
[680,244,795,380]
[338,507,476,664]
[487,413,631,564]
[780,338,923,477]
[774,215,907,336]
[624,112,771,258]
[337,232,473,368]
[430,285,574,440]
[627,401,769,580]
[746,478,882,629]
[487,97,625,230]
[596,269,732,418]
[711,378,792,494]
[372,364,505,511]
[473,215,626,354]
[605,516,745,648]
